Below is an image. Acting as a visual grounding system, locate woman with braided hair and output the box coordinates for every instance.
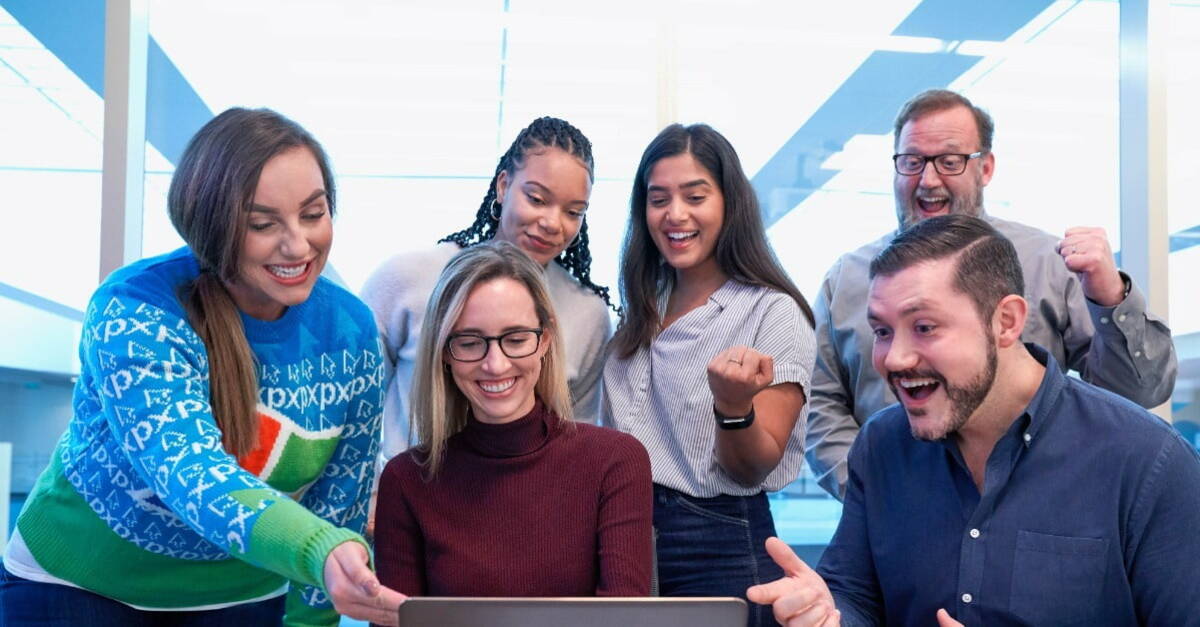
[360,116,614,479]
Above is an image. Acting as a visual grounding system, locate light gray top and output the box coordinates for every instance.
[603,280,816,497]
[359,242,612,462]
[805,214,1178,499]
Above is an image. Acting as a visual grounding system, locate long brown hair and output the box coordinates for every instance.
[168,108,336,458]
[410,241,571,478]
[611,123,815,359]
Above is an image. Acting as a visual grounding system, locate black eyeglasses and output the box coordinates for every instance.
[446,328,544,362]
[892,152,984,176]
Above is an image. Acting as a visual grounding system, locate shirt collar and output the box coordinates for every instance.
[1015,343,1066,447]
[656,277,740,316]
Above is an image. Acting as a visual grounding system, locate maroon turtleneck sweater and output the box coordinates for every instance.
[374,401,653,598]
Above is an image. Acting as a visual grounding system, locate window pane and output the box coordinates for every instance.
[1168,1,1200,446]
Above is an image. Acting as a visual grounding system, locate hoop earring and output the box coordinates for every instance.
[490,199,502,221]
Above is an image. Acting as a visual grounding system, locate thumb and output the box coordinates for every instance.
[334,542,380,596]
[756,353,774,386]
[936,608,963,627]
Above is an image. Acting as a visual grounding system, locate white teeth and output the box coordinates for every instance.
[899,378,937,388]
[267,264,306,278]
[667,232,698,241]
[918,197,947,203]
[480,379,515,393]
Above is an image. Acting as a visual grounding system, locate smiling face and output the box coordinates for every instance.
[645,152,725,278]
[493,146,592,267]
[893,105,994,230]
[868,258,998,441]
[225,146,331,321]
[446,277,552,424]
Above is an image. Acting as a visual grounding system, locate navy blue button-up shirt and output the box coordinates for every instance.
[818,344,1200,626]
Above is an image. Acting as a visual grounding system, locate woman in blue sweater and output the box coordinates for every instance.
[0,108,402,626]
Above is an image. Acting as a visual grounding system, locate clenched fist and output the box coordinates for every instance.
[707,346,774,417]
[1056,226,1126,307]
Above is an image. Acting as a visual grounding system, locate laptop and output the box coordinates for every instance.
[396,596,747,627]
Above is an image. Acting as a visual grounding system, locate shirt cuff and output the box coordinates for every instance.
[1086,273,1145,339]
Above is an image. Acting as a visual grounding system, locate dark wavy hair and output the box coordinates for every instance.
[438,116,613,309]
[611,123,815,358]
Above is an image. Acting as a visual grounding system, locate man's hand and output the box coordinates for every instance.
[936,608,964,626]
[707,346,774,417]
[746,537,840,626]
[1057,226,1125,306]
[323,541,406,625]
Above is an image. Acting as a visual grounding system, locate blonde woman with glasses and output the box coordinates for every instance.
[372,241,652,598]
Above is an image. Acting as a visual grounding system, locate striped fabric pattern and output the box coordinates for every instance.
[603,280,816,497]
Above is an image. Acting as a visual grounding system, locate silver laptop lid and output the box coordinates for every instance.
[397,596,748,627]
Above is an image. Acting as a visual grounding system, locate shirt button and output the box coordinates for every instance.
[969,528,980,539]
[1023,433,1032,444]
[1100,316,1110,324]
[1134,350,1142,358]
[1118,314,1127,322]
[962,593,973,604]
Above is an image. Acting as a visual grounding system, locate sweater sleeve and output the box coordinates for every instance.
[569,301,612,425]
[83,287,366,625]
[374,456,428,596]
[595,434,654,596]
[285,334,386,626]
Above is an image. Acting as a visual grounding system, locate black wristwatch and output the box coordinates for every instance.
[714,404,755,430]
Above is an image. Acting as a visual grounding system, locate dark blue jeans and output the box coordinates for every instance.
[653,484,783,627]
[0,563,285,626]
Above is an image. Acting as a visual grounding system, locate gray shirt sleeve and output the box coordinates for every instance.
[569,309,612,425]
[995,216,1177,409]
[1062,276,1177,407]
[805,265,859,500]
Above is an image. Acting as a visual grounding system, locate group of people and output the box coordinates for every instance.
[0,87,1195,627]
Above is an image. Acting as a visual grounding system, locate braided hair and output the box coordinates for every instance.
[439,116,615,310]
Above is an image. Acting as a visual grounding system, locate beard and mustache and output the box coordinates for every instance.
[888,328,998,442]
[895,171,986,231]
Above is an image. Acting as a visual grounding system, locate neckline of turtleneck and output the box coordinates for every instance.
[461,399,556,458]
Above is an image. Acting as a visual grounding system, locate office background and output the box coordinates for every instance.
[1,0,1197,571]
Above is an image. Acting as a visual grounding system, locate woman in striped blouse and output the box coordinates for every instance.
[603,123,817,627]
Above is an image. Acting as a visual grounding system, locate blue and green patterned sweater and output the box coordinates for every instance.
[14,247,384,626]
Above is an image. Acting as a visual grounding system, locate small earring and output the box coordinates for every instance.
[490,199,502,221]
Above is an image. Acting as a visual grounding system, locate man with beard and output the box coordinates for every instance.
[805,89,1178,499]
[744,215,1200,627]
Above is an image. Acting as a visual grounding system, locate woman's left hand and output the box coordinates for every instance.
[707,345,774,417]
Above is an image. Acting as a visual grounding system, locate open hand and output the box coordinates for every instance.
[323,541,406,625]
[707,346,774,417]
[1057,226,1125,306]
[746,537,839,626]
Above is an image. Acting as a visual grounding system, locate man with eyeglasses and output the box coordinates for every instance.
[804,89,1178,500]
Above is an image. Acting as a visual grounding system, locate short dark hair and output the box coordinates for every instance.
[869,215,1023,323]
[894,89,994,153]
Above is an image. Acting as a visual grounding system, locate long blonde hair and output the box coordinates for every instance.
[409,241,572,477]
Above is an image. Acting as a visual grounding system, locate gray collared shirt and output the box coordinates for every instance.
[805,214,1178,499]
[603,280,816,497]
